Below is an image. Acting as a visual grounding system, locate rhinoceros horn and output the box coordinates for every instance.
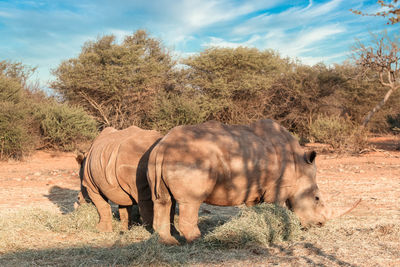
[324,199,362,220]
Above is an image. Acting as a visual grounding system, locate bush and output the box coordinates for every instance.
[151,92,210,132]
[309,115,356,149]
[34,102,98,151]
[182,47,288,125]
[51,30,176,130]
[0,73,35,159]
[0,102,33,160]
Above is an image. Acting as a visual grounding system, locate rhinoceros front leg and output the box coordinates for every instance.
[118,205,131,231]
[178,202,201,242]
[138,199,153,226]
[87,187,113,232]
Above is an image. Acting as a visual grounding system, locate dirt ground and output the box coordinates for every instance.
[0,136,399,266]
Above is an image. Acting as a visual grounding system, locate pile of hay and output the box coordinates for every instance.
[203,203,302,248]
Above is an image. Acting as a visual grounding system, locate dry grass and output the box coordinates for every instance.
[0,203,302,266]
[0,203,399,266]
[203,204,301,248]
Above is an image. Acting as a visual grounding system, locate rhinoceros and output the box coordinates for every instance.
[147,119,360,244]
[77,125,162,232]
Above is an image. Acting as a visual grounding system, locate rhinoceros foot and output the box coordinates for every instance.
[159,235,180,245]
[96,221,113,232]
[178,221,201,243]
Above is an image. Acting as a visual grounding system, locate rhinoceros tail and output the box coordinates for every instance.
[148,140,164,200]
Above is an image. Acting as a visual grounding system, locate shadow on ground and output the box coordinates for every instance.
[0,237,357,266]
[44,186,79,214]
[0,202,357,266]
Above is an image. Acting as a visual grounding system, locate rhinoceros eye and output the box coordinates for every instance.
[315,196,320,202]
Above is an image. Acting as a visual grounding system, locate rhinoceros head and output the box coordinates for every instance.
[286,151,360,227]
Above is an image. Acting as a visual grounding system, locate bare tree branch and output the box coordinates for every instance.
[79,91,110,126]
[351,1,400,25]
[354,32,400,128]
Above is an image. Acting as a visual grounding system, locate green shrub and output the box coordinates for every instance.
[0,102,33,159]
[0,76,23,103]
[203,203,301,248]
[152,92,210,132]
[309,115,356,149]
[0,74,33,159]
[34,102,98,151]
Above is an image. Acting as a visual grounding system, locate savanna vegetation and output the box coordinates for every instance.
[2,29,399,160]
[1,2,400,266]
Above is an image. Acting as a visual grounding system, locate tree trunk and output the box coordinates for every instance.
[361,87,395,128]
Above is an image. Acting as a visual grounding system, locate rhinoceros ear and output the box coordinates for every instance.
[76,153,85,165]
[304,150,316,164]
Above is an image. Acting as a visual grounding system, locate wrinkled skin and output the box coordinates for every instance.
[147,119,354,245]
[78,126,162,232]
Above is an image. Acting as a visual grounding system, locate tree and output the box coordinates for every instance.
[0,60,36,87]
[51,30,176,129]
[266,63,344,136]
[182,47,289,125]
[353,32,400,128]
[351,1,400,25]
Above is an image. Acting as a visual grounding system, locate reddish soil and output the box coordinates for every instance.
[0,136,398,217]
[0,151,81,213]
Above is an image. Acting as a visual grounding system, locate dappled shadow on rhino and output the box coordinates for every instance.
[147,119,360,245]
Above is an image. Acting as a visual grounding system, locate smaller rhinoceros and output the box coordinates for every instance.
[147,119,360,244]
[77,126,162,232]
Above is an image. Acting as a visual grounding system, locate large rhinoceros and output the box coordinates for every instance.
[77,125,162,232]
[147,119,360,244]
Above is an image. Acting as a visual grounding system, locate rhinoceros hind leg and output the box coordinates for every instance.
[153,199,179,245]
[178,202,202,242]
[87,188,113,232]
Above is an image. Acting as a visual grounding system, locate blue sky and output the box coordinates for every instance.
[0,0,399,88]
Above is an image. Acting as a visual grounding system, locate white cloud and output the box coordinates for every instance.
[233,0,343,36]
[203,37,244,48]
[299,51,349,66]
[202,24,345,64]
[2,0,398,88]
[287,25,345,54]
[172,0,283,33]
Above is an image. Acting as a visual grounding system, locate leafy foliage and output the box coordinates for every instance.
[266,64,339,135]
[0,60,36,87]
[182,47,288,125]
[4,30,400,157]
[34,102,97,151]
[0,70,35,159]
[0,61,98,160]
[0,101,32,160]
[51,30,176,129]
[152,91,210,133]
[309,115,356,149]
